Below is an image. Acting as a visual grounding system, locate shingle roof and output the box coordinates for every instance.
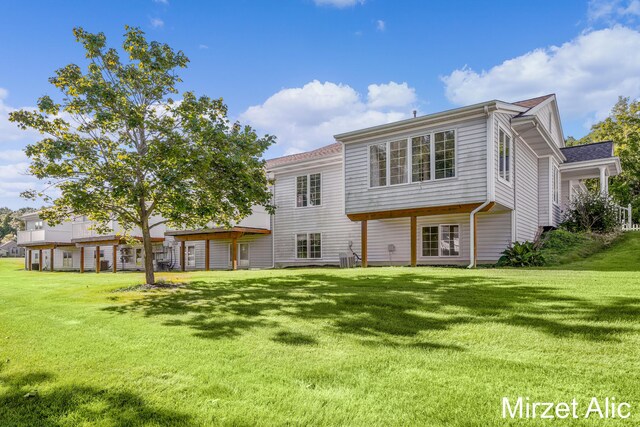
[266,142,342,169]
[512,94,554,109]
[560,141,614,163]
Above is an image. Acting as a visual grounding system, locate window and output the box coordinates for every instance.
[296,173,321,207]
[499,128,511,182]
[552,164,560,204]
[411,135,431,182]
[62,251,73,268]
[440,225,460,256]
[369,143,387,187]
[296,233,321,259]
[34,221,43,230]
[135,248,143,266]
[434,131,455,179]
[421,226,439,257]
[389,139,408,185]
[186,245,196,267]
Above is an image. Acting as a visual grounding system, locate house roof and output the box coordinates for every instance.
[265,142,342,169]
[560,141,614,163]
[0,240,17,249]
[512,94,554,110]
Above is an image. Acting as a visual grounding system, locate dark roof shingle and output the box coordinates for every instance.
[560,141,614,163]
[266,142,342,169]
[512,94,554,109]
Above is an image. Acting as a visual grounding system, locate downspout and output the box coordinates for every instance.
[468,106,495,268]
[269,172,276,269]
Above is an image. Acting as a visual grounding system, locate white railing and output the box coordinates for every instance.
[71,220,116,239]
[17,229,73,244]
[616,203,639,231]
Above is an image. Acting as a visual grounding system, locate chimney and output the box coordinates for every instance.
[412,110,417,118]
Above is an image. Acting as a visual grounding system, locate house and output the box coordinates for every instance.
[18,94,622,271]
[0,240,24,257]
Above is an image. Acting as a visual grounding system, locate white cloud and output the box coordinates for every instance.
[441,26,640,123]
[150,17,164,28]
[153,0,169,4]
[313,0,364,8]
[198,44,209,49]
[240,80,416,154]
[588,0,640,23]
[376,19,385,31]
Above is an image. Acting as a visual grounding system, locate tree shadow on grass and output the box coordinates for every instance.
[0,369,194,426]
[105,272,639,347]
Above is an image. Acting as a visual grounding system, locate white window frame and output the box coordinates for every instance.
[186,245,196,267]
[420,225,440,257]
[228,242,251,267]
[34,221,43,230]
[439,224,461,257]
[497,126,513,185]
[62,251,73,268]
[552,163,560,205]
[368,128,457,189]
[294,233,322,259]
[295,173,322,208]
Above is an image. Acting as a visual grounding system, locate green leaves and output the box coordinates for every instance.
[498,241,545,267]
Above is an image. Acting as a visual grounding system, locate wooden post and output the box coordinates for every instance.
[50,248,54,272]
[410,216,417,267]
[180,240,185,271]
[231,238,238,271]
[205,239,210,271]
[112,244,117,273]
[361,220,368,268]
[96,245,100,273]
[28,250,32,271]
[80,247,84,273]
[38,249,42,271]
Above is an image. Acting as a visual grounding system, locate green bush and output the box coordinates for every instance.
[540,229,616,266]
[498,241,545,267]
[561,191,621,233]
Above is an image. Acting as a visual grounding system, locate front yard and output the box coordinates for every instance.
[0,236,639,426]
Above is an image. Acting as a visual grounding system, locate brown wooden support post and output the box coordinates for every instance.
[96,245,100,273]
[80,247,84,273]
[28,250,32,271]
[50,248,55,272]
[231,238,238,271]
[113,245,117,273]
[361,220,368,268]
[180,240,185,271]
[205,239,210,271]
[38,249,42,271]
[410,216,417,267]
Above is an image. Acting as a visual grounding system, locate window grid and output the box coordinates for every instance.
[421,226,439,257]
[296,176,308,207]
[440,225,460,256]
[389,139,408,185]
[434,131,455,179]
[411,135,431,182]
[296,234,308,259]
[62,251,73,268]
[309,173,321,206]
[369,143,387,187]
[296,233,322,259]
[309,233,322,259]
[499,129,511,182]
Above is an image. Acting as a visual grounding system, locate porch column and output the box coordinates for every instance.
[38,249,42,271]
[361,220,368,268]
[112,244,117,273]
[80,247,84,273]
[28,250,32,271]
[231,237,238,271]
[50,248,54,272]
[599,166,608,195]
[410,216,417,267]
[205,239,210,271]
[96,245,100,273]
[180,240,185,271]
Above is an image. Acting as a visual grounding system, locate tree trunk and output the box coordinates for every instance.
[141,215,155,285]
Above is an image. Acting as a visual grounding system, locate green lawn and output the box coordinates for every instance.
[1,235,639,426]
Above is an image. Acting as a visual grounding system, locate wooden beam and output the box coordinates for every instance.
[50,248,54,272]
[231,238,238,271]
[361,220,367,268]
[173,231,246,242]
[96,245,100,273]
[112,244,117,273]
[180,240,185,271]
[347,202,489,222]
[205,239,210,271]
[80,247,84,273]
[38,249,42,271]
[410,216,417,267]
[28,250,32,271]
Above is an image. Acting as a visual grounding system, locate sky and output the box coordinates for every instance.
[1,0,640,209]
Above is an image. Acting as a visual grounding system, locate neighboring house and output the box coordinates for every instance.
[0,240,24,257]
[18,94,622,271]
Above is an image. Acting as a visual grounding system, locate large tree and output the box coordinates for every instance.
[567,97,640,222]
[10,27,274,285]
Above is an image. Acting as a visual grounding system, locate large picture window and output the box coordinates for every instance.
[369,143,387,187]
[440,225,460,256]
[296,173,321,207]
[421,226,439,257]
[296,233,321,259]
[411,135,431,182]
[499,128,511,182]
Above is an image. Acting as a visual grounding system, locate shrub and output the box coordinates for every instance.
[498,241,545,267]
[561,191,621,234]
[540,228,618,266]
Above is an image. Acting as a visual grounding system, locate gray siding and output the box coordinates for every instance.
[494,113,515,209]
[477,211,512,262]
[514,140,539,242]
[273,160,361,267]
[538,157,550,226]
[344,117,487,214]
[174,235,273,271]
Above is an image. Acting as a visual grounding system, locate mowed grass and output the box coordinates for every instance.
[1,235,640,426]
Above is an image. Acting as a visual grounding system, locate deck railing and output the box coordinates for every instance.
[616,203,639,231]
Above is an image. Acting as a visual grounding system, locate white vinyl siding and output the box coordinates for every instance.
[514,139,539,242]
[494,113,515,209]
[346,118,486,214]
[476,211,512,261]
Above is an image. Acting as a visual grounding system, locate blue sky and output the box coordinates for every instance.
[1,0,640,208]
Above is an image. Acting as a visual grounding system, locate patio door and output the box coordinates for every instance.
[229,243,250,268]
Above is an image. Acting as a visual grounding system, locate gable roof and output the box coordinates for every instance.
[265,142,342,169]
[512,94,555,110]
[560,141,614,163]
